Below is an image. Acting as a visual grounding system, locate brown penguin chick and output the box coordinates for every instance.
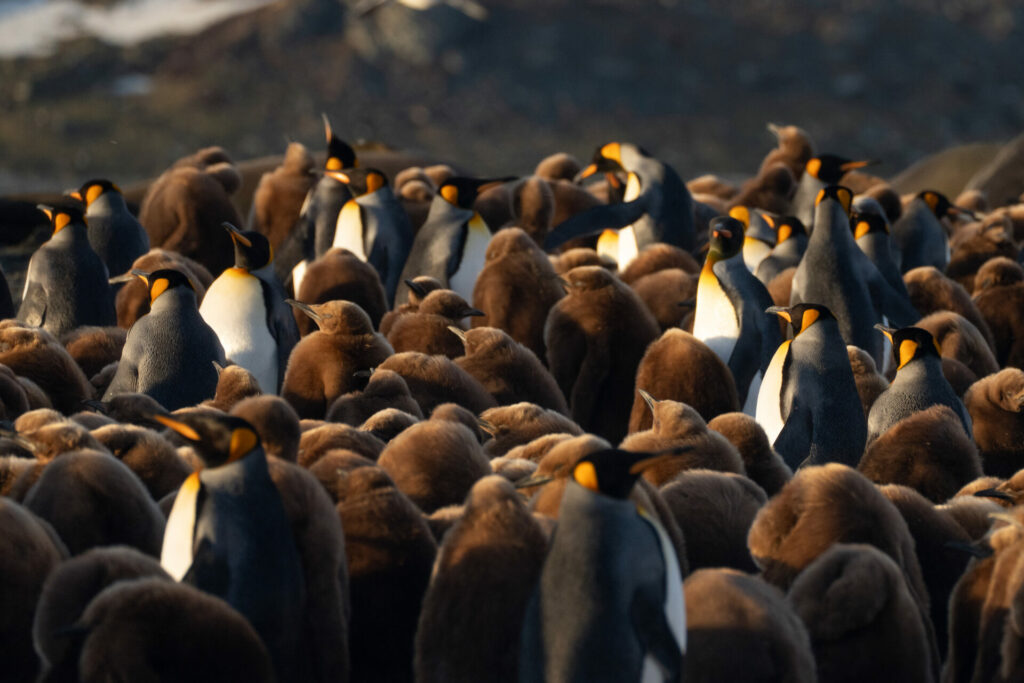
[293,248,389,334]
[630,328,741,430]
[621,393,745,485]
[0,363,31,423]
[424,504,465,541]
[414,475,546,683]
[489,455,537,482]
[859,405,983,503]
[326,368,424,426]
[471,227,564,361]
[377,351,497,416]
[788,543,935,683]
[988,202,1024,242]
[430,401,490,442]
[359,408,420,443]
[386,289,482,359]
[947,217,1018,293]
[297,422,386,467]
[474,182,515,233]
[878,484,975,662]
[377,420,491,513]
[964,368,1024,477]
[62,578,274,683]
[939,357,981,398]
[394,166,436,200]
[453,327,568,414]
[0,456,42,498]
[660,470,766,572]
[937,494,1001,541]
[687,174,739,200]
[970,469,1024,508]
[683,568,816,683]
[14,407,65,431]
[229,395,301,463]
[60,326,126,382]
[549,247,616,275]
[917,308,999,379]
[378,276,444,337]
[847,345,891,417]
[282,300,393,420]
[973,269,1024,369]
[955,475,1007,499]
[618,243,700,284]
[708,412,792,497]
[547,178,606,234]
[69,410,115,431]
[33,546,169,680]
[17,375,51,412]
[478,402,582,459]
[84,392,168,427]
[904,268,996,352]
[629,268,698,332]
[863,183,904,224]
[974,256,1024,292]
[507,176,555,244]
[545,266,660,443]
[728,162,796,215]
[22,450,164,556]
[759,123,815,180]
[114,249,212,329]
[305,450,377,499]
[202,363,262,412]
[138,146,243,276]
[19,419,108,462]
[0,321,92,414]
[249,141,317,251]
[0,498,67,683]
[955,188,989,214]
[765,266,796,308]
[89,423,191,500]
[502,432,574,464]
[534,152,581,181]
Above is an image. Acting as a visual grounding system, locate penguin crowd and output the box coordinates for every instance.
[6,118,1024,683]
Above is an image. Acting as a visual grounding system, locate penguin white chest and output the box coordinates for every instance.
[161,472,201,581]
[617,173,642,268]
[692,265,740,366]
[199,270,278,392]
[756,340,791,444]
[332,199,367,259]
[448,214,490,303]
[742,238,772,272]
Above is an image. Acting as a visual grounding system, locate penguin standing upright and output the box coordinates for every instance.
[395,176,514,304]
[692,216,781,413]
[756,303,867,469]
[544,142,696,265]
[754,216,807,285]
[728,205,777,272]
[18,204,116,337]
[155,411,305,683]
[70,178,149,278]
[851,209,907,299]
[326,168,414,306]
[789,154,874,230]
[519,447,686,683]
[200,223,299,393]
[890,190,973,273]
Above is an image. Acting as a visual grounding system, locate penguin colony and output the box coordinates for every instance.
[8,119,1024,683]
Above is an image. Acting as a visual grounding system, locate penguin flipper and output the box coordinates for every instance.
[258,277,301,391]
[630,582,684,681]
[543,199,648,251]
[868,272,920,328]
[773,399,813,471]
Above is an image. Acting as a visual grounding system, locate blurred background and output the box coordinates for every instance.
[1,0,1023,193]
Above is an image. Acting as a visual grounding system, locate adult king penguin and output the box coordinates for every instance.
[890,190,973,273]
[543,142,696,266]
[754,216,807,285]
[728,205,777,273]
[756,303,867,470]
[326,167,414,306]
[692,216,781,413]
[789,154,874,230]
[70,178,149,278]
[200,223,299,393]
[519,447,686,683]
[395,176,514,304]
[156,411,305,682]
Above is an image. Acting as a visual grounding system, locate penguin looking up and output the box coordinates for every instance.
[395,176,515,305]
[69,178,149,279]
[155,411,305,682]
[519,447,686,683]
[754,215,807,285]
[789,154,874,230]
[326,167,414,307]
[544,142,696,265]
[890,190,974,274]
[18,204,117,337]
[199,223,299,393]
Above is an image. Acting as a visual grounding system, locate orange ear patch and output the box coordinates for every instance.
[441,184,459,204]
[573,461,599,492]
[229,428,258,462]
[53,212,72,233]
[150,277,170,303]
[86,184,104,205]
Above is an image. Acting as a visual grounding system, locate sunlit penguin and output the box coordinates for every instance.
[728,205,777,272]
[70,178,149,278]
[789,154,874,230]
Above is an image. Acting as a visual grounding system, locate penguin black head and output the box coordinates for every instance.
[132,268,196,305]
[37,204,85,235]
[70,179,122,208]
[438,176,516,209]
[874,325,942,370]
[578,142,652,180]
[151,412,262,468]
[324,168,388,197]
[707,216,745,260]
[804,154,875,184]
[223,222,272,271]
[775,216,806,244]
[851,212,890,240]
[918,190,974,220]
[814,184,854,215]
[571,447,681,500]
[322,113,358,171]
[767,303,834,337]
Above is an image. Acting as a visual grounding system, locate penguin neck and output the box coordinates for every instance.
[198,445,270,486]
[810,203,854,251]
[150,289,199,316]
[86,193,126,217]
[893,355,942,384]
[50,222,88,245]
[560,478,638,522]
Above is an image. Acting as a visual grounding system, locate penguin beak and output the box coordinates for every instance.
[463,308,485,318]
[873,323,897,342]
[575,164,599,182]
[286,299,322,323]
[321,112,333,143]
[948,205,978,221]
[212,361,225,376]
[325,171,351,184]
[638,388,657,415]
[448,325,468,343]
[513,472,555,490]
[222,222,252,247]
[69,191,83,202]
[129,269,151,286]
[476,418,497,436]
[766,122,782,139]
[36,205,54,221]
[108,272,137,284]
[765,306,792,322]
[150,414,202,441]
[352,369,375,379]
[943,540,993,559]
[974,488,1015,503]
[404,279,427,297]
[0,428,37,453]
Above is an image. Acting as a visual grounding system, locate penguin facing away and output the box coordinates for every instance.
[789,154,874,230]
[728,205,776,272]
[754,215,808,285]
[890,190,973,274]
[851,209,908,299]
[70,178,150,278]
[519,447,686,683]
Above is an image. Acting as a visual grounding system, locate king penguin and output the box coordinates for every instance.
[692,216,782,413]
[728,205,777,272]
[754,216,807,285]
[851,209,908,299]
[519,447,686,683]
[200,223,300,393]
[18,204,116,337]
[756,303,867,469]
[326,167,414,306]
[395,176,514,304]
[789,154,874,230]
[890,190,973,274]
[543,142,696,265]
[155,411,305,682]
[70,178,149,278]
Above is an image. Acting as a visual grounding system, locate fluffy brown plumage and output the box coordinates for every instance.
[728,162,795,215]
[618,243,699,284]
[203,363,262,412]
[89,423,191,500]
[478,402,582,459]
[60,326,126,382]
[297,422,385,466]
[964,368,1024,477]
[507,177,555,244]
[113,248,213,329]
[630,268,697,331]
[759,123,815,180]
[914,310,999,380]
[293,248,389,334]
[847,345,892,417]
[327,368,424,425]
[386,289,480,360]
[947,217,1018,293]
[378,275,444,337]
[707,412,792,497]
[249,142,317,251]
[0,321,93,414]
[230,395,301,462]
[359,408,419,443]
[377,352,497,416]
[973,270,1024,369]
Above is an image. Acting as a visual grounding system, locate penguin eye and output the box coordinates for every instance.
[573,461,599,492]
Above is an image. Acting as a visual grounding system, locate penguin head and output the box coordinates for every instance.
[851,212,890,240]
[151,412,262,468]
[37,204,85,235]
[579,142,627,178]
[918,190,975,220]
[419,289,484,320]
[707,216,745,260]
[875,325,941,370]
[560,265,616,293]
[222,222,272,271]
[571,447,682,500]
[767,303,834,338]
[322,113,358,171]
[814,184,854,216]
[804,154,875,184]
[70,179,122,208]
[131,268,196,305]
[438,177,516,209]
[775,216,806,244]
[286,298,374,335]
[325,168,388,197]
[403,276,444,305]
